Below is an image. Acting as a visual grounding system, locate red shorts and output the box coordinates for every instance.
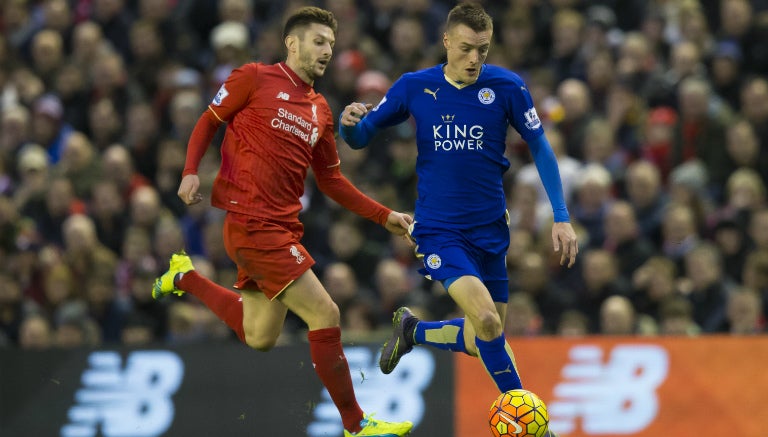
[222,212,315,300]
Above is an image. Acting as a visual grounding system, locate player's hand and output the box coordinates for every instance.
[552,221,578,268]
[340,102,373,126]
[178,174,203,205]
[384,211,414,237]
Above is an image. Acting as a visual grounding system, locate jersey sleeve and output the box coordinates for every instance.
[506,76,545,143]
[207,63,258,122]
[339,75,412,148]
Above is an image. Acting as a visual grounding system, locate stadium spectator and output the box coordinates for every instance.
[18,313,53,350]
[556,309,590,337]
[573,248,632,332]
[723,286,764,334]
[625,160,668,245]
[0,271,25,345]
[510,251,572,335]
[555,78,594,160]
[599,295,641,336]
[504,292,543,337]
[570,163,613,248]
[680,242,735,332]
[631,256,680,323]
[603,200,656,280]
[658,296,700,336]
[54,131,101,200]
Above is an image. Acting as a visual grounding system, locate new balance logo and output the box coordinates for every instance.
[423,88,439,100]
[61,351,185,437]
[307,347,434,437]
[276,91,290,101]
[548,345,669,435]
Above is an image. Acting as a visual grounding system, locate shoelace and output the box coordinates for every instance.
[361,413,379,428]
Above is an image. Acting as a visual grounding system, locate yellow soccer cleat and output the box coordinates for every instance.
[343,414,413,437]
[152,250,194,299]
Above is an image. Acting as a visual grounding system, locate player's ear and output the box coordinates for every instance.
[285,34,298,54]
[443,33,449,49]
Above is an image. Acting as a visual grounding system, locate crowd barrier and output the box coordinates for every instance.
[1,336,765,436]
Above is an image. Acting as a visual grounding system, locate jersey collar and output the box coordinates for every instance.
[278,62,313,93]
[442,64,485,89]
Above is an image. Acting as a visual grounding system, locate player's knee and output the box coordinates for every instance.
[474,309,503,339]
[299,298,340,330]
[244,331,278,351]
[316,299,341,327]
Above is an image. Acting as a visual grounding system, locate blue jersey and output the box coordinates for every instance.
[341,64,567,227]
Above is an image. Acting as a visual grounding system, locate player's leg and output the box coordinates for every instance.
[447,276,522,392]
[280,269,412,436]
[380,227,473,373]
[239,289,288,350]
[153,251,247,342]
[459,300,508,357]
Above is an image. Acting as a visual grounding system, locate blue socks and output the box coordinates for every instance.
[413,320,523,391]
[413,318,466,353]
[476,334,522,392]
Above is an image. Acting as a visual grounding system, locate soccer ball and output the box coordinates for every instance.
[488,389,549,437]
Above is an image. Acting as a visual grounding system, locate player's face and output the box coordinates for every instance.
[443,24,491,84]
[295,23,335,83]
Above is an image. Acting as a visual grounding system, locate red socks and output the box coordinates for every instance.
[176,274,362,431]
[308,327,364,432]
[177,271,246,342]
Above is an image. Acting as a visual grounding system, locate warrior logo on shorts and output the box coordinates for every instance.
[426,254,442,270]
[290,245,305,264]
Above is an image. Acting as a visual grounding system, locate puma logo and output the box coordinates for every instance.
[423,88,439,100]
[493,365,513,376]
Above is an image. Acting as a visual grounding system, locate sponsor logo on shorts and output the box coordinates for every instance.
[426,254,442,269]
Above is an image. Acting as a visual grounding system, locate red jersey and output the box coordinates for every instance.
[183,62,391,226]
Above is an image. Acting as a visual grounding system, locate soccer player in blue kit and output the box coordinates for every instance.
[340,2,577,427]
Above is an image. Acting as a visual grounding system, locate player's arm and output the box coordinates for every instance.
[338,103,378,149]
[527,134,568,223]
[178,64,255,204]
[507,74,578,266]
[314,121,412,234]
[314,164,411,235]
[528,133,579,267]
[338,76,411,149]
[178,111,221,204]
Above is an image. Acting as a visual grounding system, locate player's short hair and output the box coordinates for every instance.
[446,3,493,33]
[282,6,337,40]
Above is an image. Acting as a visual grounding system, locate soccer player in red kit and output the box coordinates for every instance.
[152,7,413,437]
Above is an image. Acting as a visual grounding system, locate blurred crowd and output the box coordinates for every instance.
[2,0,768,351]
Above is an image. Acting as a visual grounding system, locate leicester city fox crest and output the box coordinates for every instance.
[426,254,442,269]
[478,87,495,104]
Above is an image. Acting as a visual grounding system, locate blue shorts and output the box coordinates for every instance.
[411,214,510,303]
